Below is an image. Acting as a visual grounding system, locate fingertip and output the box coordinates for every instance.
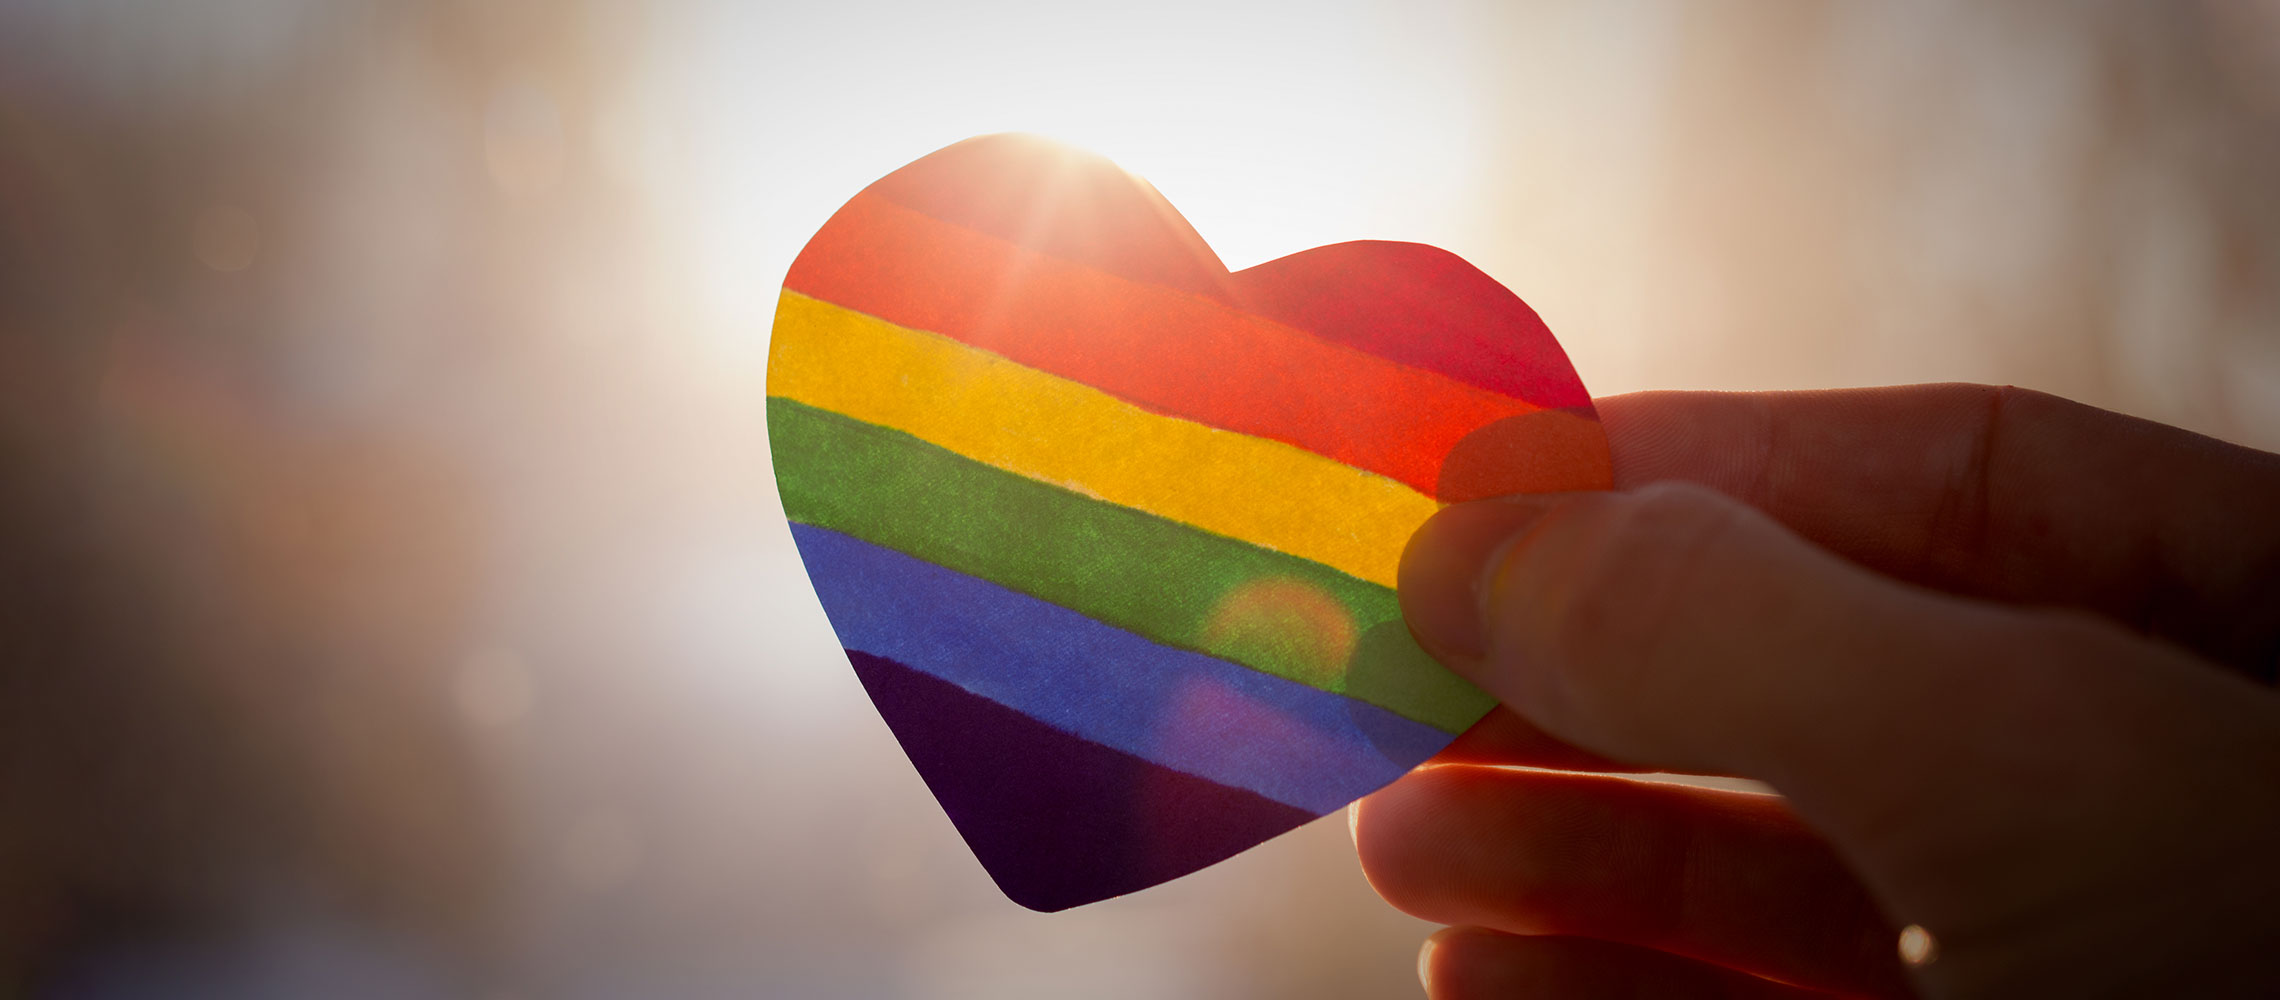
[1418,928,1446,995]
[1349,769,1464,922]
[1418,926,1508,998]
[1418,930,1834,1000]
[1399,497,1564,666]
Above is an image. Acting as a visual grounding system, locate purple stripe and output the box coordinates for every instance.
[850,649,1318,911]
[792,523,1452,814]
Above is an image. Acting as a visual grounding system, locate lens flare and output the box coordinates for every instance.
[1199,577,1358,690]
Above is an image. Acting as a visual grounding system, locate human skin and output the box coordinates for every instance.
[1352,385,2280,998]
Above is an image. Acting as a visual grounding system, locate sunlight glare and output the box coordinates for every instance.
[609,0,1483,707]
[625,0,1480,347]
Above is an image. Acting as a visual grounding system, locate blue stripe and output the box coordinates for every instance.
[792,522,1453,814]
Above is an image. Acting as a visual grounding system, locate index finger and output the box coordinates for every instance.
[1597,384,2280,678]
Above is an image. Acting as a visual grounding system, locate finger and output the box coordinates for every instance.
[1421,928,1841,1000]
[1433,708,1748,778]
[1400,482,2280,992]
[1596,385,2280,677]
[1430,707,1676,773]
[1356,765,1909,997]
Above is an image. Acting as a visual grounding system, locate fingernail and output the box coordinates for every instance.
[1398,497,1560,665]
[1416,932,1440,994]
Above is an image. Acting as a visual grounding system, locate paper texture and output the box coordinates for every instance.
[767,134,1609,911]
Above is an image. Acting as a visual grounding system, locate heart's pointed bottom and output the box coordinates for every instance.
[850,650,1320,911]
[778,134,1601,911]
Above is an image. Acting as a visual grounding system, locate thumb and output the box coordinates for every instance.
[1401,482,2012,792]
[1398,483,2280,992]
[1401,484,2242,871]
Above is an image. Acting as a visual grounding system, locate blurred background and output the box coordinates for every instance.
[3,1,2277,997]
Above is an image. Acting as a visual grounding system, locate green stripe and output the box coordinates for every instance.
[769,395,1492,734]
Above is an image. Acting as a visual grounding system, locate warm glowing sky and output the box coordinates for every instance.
[612,0,1495,341]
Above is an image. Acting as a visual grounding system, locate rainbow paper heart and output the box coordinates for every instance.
[769,135,1609,911]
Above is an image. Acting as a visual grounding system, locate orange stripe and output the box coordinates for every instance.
[783,191,1542,497]
[862,133,1242,304]
[769,291,1437,587]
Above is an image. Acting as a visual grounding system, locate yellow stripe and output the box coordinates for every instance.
[770,291,1438,587]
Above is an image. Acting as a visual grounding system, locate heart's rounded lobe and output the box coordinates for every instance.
[769,134,1607,910]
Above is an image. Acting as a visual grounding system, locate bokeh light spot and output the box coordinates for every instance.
[1898,924,1939,967]
[1200,577,1357,689]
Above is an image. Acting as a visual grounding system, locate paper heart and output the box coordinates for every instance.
[769,135,1609,911]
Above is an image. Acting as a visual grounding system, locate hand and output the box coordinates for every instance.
[1352,385,2280,998]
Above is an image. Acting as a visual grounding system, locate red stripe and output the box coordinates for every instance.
[784,192,1541,496]
[863,133,1241,304]
[1232,240,1594,410]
